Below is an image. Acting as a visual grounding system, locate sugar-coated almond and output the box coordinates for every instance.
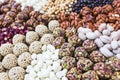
[110,31,119,41]
[113,48,120,54]
[106,24,114,32]
[115,54,120,59]
[94,30,101,38]
[103,44,112,50]
[94,38,104,48]
[111,40,119,50]
[102,29,110,36]
[100,36,111,44]
[86,32,96,39]
[98,23,107,32]
[100,47,114,57]
[78,32,86,40]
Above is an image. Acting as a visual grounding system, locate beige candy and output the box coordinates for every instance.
[98,23,107,32]
[111,40,119,50]
[78,32,86,40]
[100,36,111,44]
[100,47,114,57]
[94,38,104,48]
[102,29,110,36]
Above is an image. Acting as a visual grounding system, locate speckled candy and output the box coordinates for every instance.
[93,62,112,78]
[68,35,81,46]
[53,27,65,37]
[82,70,99,80]
[61,56,76,70]
[74,47,88,60]
[67,67,82,80]
[77,57,93,71]
[65,27,76,38]
[59,43,75,58]
[111,72,120,80]
[90,50,106,63]
[82,39,97,52]
[52,37,65,48]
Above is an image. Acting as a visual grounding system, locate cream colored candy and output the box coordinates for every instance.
[13,43,28,56]
[9,66,25,80]
[29,41,42,54]
[0,62,5,72]
[100,36,111,44]
[111,40,119,50]
[48,20,59,32]
[94,38,104,47]
[35,25,48,37]
[0,43,13,56]
[26,31,39,44]
[0,72,10,80]
[18,52,32,68]
[100,47,114,57]
[12,34,25,45]
[2,54,17,69]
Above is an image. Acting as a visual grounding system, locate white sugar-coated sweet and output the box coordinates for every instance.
[111,40,119,50]
[102,29,111,36]
[78,32,86,40]
[98,23,107,32]
[100,47,114,57]
[110,31,119,41]
[115,54,120,59]
[77,27,84,33]
[94,30,101,38]
[86,32,96,39]
[25,44,68,80]
[100,36,111,44]
[118,41,120,47]
[103,44,112,50]
[113,48,120,54]
[94,38,104,47]
[62,77,68,80]
[106,24,114,32]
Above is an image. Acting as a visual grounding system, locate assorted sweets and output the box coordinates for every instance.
[0,0,120,80]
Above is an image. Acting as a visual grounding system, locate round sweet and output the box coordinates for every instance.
[0,62,5,72]
[13,43,28,56]
[12,34,25,45]
[61,56,76,69]
[77,57,93,71]
[2,54,17,69]
[18,52,32,68]
[53,27,65,37]
[82,39,97,52]
[93,62,112,78]
[35,25,48,37]
[68,35,81,46]
[0,72,10,80]
[59,43,75,58]
[111,72,120,80]
[52,37,65,48]
[26,31,39,44]
[74,47,88,60]
[48,20,59,32]
[29,41,42,54]
[0,43,13,56]
[40,34,54,45]
[65,27,76,37]
[90,50,106,63]
[9,66,25,80]
[67,67,82,80]
[82,70,99,80]
[109,58,120,71]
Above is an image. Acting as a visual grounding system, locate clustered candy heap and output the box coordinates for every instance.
[0,0,120,80]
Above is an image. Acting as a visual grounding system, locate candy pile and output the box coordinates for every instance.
[25,44,68,80]
[78,23,120,58]
[16,0,77,17]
